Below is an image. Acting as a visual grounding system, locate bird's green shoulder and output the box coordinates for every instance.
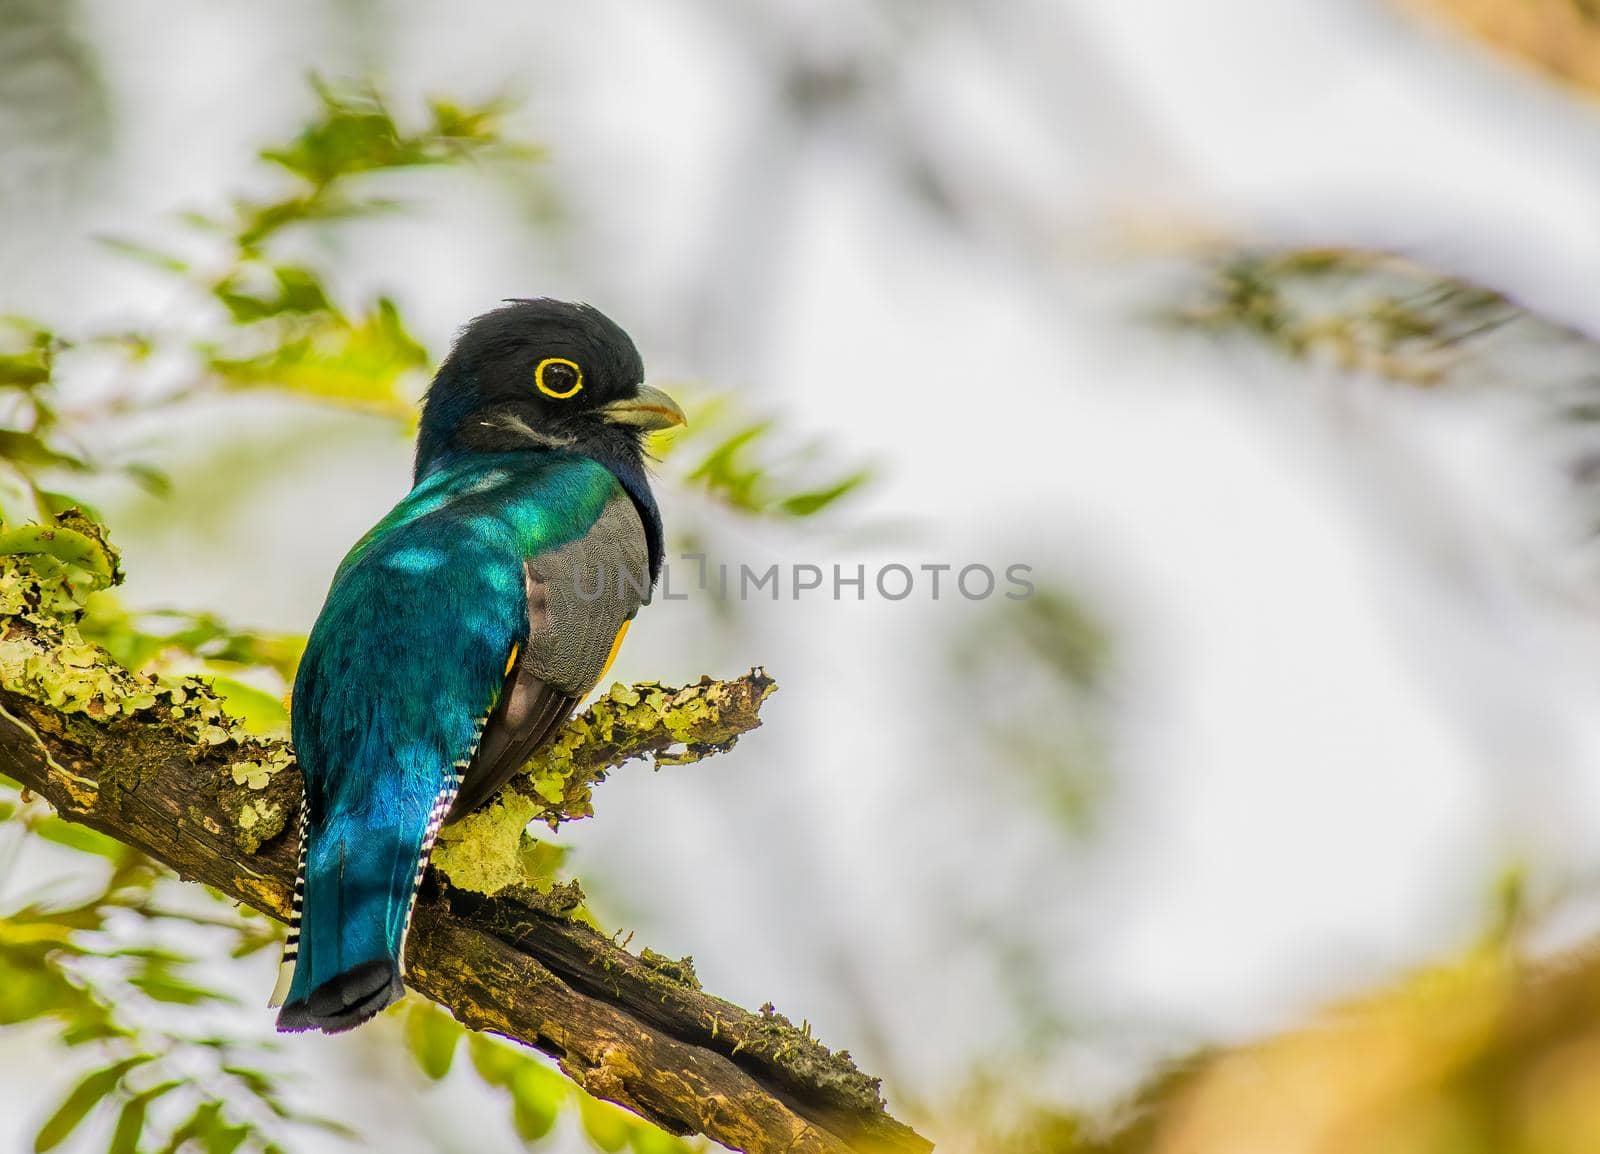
[333,452,621,581]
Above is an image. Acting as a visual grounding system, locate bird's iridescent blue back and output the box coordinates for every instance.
[283,451,619,1007]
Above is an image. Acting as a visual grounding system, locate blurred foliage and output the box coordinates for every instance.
[949,588,1113,838]
[0,74,869,537]
[1162,246,1600,388]
[1404,0,1600,97]
[125,78,534,421]
[986,939,1600,1154]
[0,78,536,525]
[79,604,304,685]
[1166,244,1600,533]
[0,788,330,1154]
[933,875,1600,1154]
[664,393,873,521]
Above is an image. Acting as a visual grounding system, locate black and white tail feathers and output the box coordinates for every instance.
[272,734,471,1032]
[268,791,309,1008]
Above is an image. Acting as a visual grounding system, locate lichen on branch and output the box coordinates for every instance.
[434,671,777,894]
[0,511,298,853]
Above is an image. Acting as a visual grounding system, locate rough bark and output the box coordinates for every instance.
[0,537,930,1154]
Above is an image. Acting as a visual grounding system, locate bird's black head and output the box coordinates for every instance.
[414,299,684,482]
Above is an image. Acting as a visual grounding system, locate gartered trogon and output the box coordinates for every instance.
[272,300,684,1033]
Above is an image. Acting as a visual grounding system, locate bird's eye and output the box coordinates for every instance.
[534,357,584,399]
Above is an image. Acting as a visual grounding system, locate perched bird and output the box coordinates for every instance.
[272,300,683,1033]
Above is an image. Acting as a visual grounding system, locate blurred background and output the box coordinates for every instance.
[6,0,1600,1151]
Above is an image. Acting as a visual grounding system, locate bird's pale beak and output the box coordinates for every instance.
[599,385,687,431]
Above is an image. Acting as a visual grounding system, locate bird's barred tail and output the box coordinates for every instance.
[398,760,463,973]
[268,789,310,1007]
[274,722,480,1033]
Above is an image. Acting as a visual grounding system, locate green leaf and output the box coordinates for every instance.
[517,839,568,888]
[37,490,106,521]
[226,918,284,959]
[259,78,527,191]
[510,1064,563,1143]
[113,947,195,965]
[0,968,80,1027]
[79,601,305,682]
[777,470,871,517]
[261,83,409,187]
[215,265,335,323]
[30,817,130,862]
[60,1019,129,1047]
[206,677,289,736]
[204,1119,251,1154]
[220,1064,279,1101]
[0,352,51,387]
[686,421,772,513]
[159,1100,221,1154]
[120,464,173,498]
[404,999,461,1081]
[166,1100,278,1154]
[129,970,234,1006]
[467,1032,519,1087]
[206,298,426,418]
[467,1040,572,1144]
[0,430,88,472]
[676,404,872,521]
[628,1124,694,1154]
[35,1057,153,1152]
[96,236,190,274]
[1,905,95,935]
[577,1095,632,1153]
[105,1084,180,1154]
[282,1110,358,1139]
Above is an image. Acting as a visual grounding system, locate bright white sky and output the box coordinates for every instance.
[5,1,1600,1149]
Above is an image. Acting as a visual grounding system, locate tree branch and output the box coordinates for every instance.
[0,532,930,1154]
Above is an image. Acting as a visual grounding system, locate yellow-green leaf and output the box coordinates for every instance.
[34,1057,151,1152]
[404,999,462,1081]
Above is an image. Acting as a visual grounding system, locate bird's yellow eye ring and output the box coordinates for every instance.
[535,357,584,399]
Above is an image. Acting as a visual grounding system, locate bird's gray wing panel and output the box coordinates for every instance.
[447,489,649,822]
